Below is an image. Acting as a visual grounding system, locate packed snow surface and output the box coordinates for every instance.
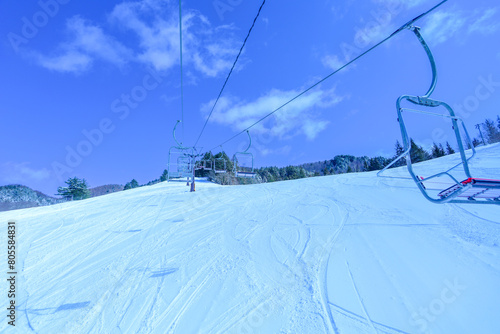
[1,144,499,333]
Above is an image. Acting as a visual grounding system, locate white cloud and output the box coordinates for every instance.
[353,21,394,49]
[302,119,329,140]
[421,7,500,45]
[37,50,92,74]
[373,0,431,9]
[322,54,346,72]
[323,2,499,68]
[110,0,180,71]
[110,0,239,76]
[201,87,343,140]
[422,10,466,45]
[259,145,291,157]
[0,162,51,184]
[35,16,132,73]
[68,16,132,65]
[322,0,419,69]
[468,8,500,35]
[32,0,240,76]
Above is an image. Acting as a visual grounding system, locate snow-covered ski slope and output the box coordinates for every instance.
[1,144,499,334]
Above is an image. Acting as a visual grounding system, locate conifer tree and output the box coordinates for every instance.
[57,177,90,200]
[431,142,445,158]
[410,139,429,163]
[483,119,500,143]
[160,169,168,182]
[124,179,139,190]
[392,140,406,167]
[472,138,481,147]
[445,141,455,155]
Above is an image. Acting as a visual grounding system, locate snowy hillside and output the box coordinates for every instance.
[1,144,499,334]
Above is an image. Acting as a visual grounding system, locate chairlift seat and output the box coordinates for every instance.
[438,178,500,201]
[236,171,256,178]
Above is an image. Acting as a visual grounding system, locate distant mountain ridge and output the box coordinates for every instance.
[0,185,62,212]
[90,184,124,197]
[0,184,124,212]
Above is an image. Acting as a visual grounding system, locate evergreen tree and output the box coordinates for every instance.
[431,142,445,158]
[497,115,500,130]
[363,160,370,172]
[57,177,90,200]
[439,143,445,156]
[195,152,215,177]
[390,140,406,167]
[214,151,233,172]
[124,179,139,190]
[410,139,428,163]
[160,169,168,182]
[472,138,481,147]
[366,157,386,171]
[445,141,455,155]
[483,119,500,143]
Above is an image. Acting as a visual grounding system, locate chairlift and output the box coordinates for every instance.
[233,130,256,178]
[214,147,228,174]
[194,158,212,171]
[167,120,195,182]
[201,159,213,171]
[378,26,500,205]
[194,160,204,170]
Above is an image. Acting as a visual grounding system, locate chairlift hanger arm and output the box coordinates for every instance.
[408,26,437,99]
[243,130,252,153]
[173,120,183,147]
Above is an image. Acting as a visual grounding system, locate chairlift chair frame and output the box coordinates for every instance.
[213,147,228,174]
[214,158,227,173]
[232,130,256,178]
[167,120,195,182]
[201,159,213,171]
[378,26,500,205]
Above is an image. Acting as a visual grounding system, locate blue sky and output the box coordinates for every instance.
[1,0,499,195]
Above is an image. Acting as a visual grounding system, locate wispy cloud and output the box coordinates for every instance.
[201,87,344,140]
[323,2,500,68]
[0,162,51,184]
[109,0,181,71]
[322,0,423,68]
[421,10,466,45]
[322,54,349,72]
[37,50,93,74]
[259,145,291,157]
[33,0,240,76]
[34,16,132,73]
[468,8,500,35]
[422,7,500,45]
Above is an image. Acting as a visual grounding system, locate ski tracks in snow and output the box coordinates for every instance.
[247,182,351,333]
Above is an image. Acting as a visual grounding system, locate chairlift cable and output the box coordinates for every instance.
[193,0,267,148]
[207,0,449,152]
[179,0,185,144]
